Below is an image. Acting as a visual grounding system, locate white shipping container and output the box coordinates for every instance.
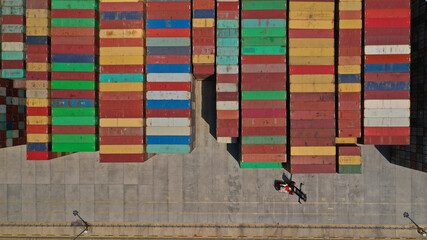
[364,109,410,118]
[364,117,410,127]
[146,126,192,136]
[364,45,410,55]
[147,91,191,100]
[146,118,191,127]
[0,87,6,96]
[1,42,25,51]
[216,101,238,110]
[217,137,237,143]
[216,65,238,74]
[26,90,49,99]
[0,105,6,113]
[216,83,238,92]
[364,100,410,109]
[147,73,192,82]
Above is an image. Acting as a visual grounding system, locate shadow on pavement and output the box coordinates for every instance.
[201,76,217,140]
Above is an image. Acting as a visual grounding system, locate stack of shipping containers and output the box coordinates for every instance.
[26,0,54,160]
[240,0,287,168]
[192,0,215,80]
[215,0,239,144]
[338,146,361,174]
[337,0,362,173]
[0,78,25,148]
[391,0,426,173]
[51,0,99,152]
[1,0,26,89]
[146,0,195,154]
[289,0,336,173]
[364,0,411,145]
[99,0,148,162]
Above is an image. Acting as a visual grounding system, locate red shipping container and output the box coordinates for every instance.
[100,136,143,145]
[100,65,144,74]
[364,90,410,99]
[339,146,361,156]
[217,92,239,101]
[27,151,52,161]
[26,0,49,9]
[217,119,239,128]
[100,20,143,29]
[26,125,51,134]
[216,74,238,83]
[241,117,286,127]
[99,38,143,48]
[52,72,96,81]
[291,164,336,174]
[146,55,190,64]
[216,128,239,137]
[242,109,286,118]
[99,91,143,100]
[52,125,97,134]
[242,127,286,136]
[290,110,335,120]
[242,145,286,154]
[241,100,286,109]
[364,72,409,82]
[26,72,49,80]
[290,137,335,146]
[364,127,410,136]
[364,136,410,145]
[146,109,192,118]
[2,33,25,42]
[291,156,335,165]
[242,154,286,163]
[100,2,143,11]
[291,129,335,138]
[99,127,143,136]
[51,90,96,99]
[100,154,146,163]
[365,0,409,9]
[27,107,50,116]
[217,11,239,20]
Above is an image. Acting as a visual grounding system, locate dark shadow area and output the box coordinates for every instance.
[201,76,217,139]
[375,145,392,161]
[227,143,239,164]
[282,172,292,184]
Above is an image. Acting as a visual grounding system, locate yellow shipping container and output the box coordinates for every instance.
[26,27,50,36]
[100,29,143,38]
[193,18,215,28]
[340,1,362,11]
[340,20,362,29]
[27,134,51,143]
[193,54,215,64]
[27,63,51,72]
[100,145,144,154]
[338,65,361,74]
[26,98,50,107]
[289,38,334,48]
[290,2,335,11]
[290,83,335,93]
[117,118,145,127]
[27,116,51,125]
[26,18,50,27]
[100,47,145,56]
[289,20,334,29]
[289,11,334,20]
[146,127,192,136]
[339,156,362,165]
[290,75,334,84]
[290,47,334,56]
[26,9,50,18]
[26,80,49,90]
[100,55,145,65]
[100,82,143,92]
[100,0,139,2]
[335,137,357,144]
[291,146,336,156]
[289,56,334,65]
[339,83,361,92]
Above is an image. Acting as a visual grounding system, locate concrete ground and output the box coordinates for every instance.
[0,81,426,237]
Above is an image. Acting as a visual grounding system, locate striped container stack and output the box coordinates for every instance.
[192,0,215,80]
[337,0,362,146]
[215,0,239,144]
[391,0,425,173]
[99,0,148,162]
[51,0,99,152]
[1,0,26,89]
[364,0,411,145]
[338,146,361,174]
[0,78,26,148]
[289,0,336,173]
[240,0,287,169]
[146,0,195,154]
[26,0,54,160]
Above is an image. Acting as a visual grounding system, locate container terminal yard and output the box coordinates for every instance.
[0,0,426,239]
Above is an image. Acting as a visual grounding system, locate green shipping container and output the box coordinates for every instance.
[242,136,287,145]
[242,28,286,37]
[339,165,362,174]
[242,91,287,100]
[51,63,97,72]
[240,162,283,169]
[52,116,98,126]
[52,134,98,143]
[242,1,286,10]
[53,143,98,152]
[51,0,98,10]
[51,80,96,90]
[51,18,98,28]
[242,37,286,46]
[242,46,286,55]
[52,108,97,117]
